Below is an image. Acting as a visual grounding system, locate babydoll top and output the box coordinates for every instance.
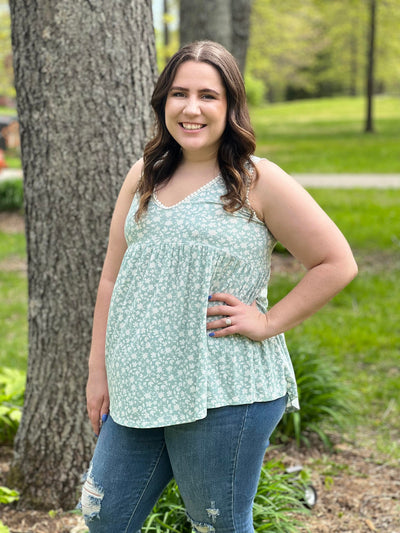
[105,156,299,428]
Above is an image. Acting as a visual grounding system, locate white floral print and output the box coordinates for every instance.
[105,157,299,428]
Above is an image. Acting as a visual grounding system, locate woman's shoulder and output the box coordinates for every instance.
[247,156,307,222]
[251,156,301,192]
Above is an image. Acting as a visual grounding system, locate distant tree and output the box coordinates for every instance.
[247,0,325,101]
[365,0,377,132]
[247,0,400,103]
[179,0,252,74]
[9,0,157,510]
[0,10,14,100]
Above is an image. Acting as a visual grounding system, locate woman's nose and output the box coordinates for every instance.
[183,96,201,115]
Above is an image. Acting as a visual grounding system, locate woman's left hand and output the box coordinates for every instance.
[206,293,270,341]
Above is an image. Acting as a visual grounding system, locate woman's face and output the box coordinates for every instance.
[164,60,228,160]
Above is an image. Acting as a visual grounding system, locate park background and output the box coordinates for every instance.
[0,0,399,531]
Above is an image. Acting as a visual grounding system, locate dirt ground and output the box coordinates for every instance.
[0,436,399,533]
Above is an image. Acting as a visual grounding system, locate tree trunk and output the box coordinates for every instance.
[9,0,157,510]
[180,0,252,74]
[365,0,376,132]
[231,0,252,74]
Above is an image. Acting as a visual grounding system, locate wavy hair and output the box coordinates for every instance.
[135,40,257,221]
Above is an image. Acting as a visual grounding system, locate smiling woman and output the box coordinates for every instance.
[164,61,227,161]
[81,40,357,533]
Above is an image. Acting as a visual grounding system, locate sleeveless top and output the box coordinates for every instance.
[105,156,299,428]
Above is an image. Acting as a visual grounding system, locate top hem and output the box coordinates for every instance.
[110,393,299,429]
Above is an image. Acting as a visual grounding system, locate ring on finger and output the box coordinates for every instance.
[225,317,232,326]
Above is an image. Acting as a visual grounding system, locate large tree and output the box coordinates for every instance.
[9,0,157,510]
[179,0,252,74]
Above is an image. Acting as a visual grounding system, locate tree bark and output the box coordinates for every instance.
[231,0,252,74]
[179,0,252,74]
[365,0,376,132]
[9,0,157,510]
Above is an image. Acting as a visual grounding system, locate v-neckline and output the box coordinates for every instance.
[152,174,222,209]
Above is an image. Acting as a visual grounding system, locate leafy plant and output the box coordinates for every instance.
[0,367,25,444]
[0,486,19,505]
[0,179,23,211]
[273,345,356,448]
[253,459,310,532]
[142,480,189,533]
[141,461,309,532]
[0,520,10,533]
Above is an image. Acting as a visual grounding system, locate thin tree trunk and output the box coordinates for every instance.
[231,0,252,74]
[180,0,232,52]
[365,0,376,132]
[9,0,157,510]
[164,0,171,64]
[179,0,252,74]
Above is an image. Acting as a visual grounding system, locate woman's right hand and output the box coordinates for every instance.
[86,366,110,437]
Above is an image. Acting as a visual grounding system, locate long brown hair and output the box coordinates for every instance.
[135,40,257,221]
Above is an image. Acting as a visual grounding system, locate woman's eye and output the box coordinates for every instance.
[201,94,215,100]
[171,92,185,97]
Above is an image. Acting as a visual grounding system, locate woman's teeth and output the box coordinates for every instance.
[181,123,205,130]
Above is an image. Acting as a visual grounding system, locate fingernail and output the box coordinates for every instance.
[209,332,215,337]
[94,432,98,438]
[208,295,212,300]
[101,414,108,423]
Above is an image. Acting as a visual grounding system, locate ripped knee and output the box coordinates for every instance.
[186,501,220,532]
[79,463,104,523]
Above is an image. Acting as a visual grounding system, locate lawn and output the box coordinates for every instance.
[250,95,400,173]
[268,188,400,456]
[1,95,399,457]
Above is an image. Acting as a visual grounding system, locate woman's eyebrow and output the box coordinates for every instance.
[169,85,221,96]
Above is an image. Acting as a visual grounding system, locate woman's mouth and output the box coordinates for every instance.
[180,122,206,130]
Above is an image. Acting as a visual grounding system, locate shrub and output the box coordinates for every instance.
[273,345,357,448]
[0,179,23,211]
[142,460,309,532]
[0,367,25,444]
[245,74,266,107]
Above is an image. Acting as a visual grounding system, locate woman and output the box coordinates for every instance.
[81,41,357,532]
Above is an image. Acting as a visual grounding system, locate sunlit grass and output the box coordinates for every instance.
[251,96,400,172]
[269,188,400,451]
[0,271,27,372]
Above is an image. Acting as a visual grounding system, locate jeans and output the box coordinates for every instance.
[80,397,286,533]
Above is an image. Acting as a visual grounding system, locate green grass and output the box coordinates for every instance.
[269,188,400,455]
[0,271,27,372]
[251,95,400,173]
[0,232,26,261]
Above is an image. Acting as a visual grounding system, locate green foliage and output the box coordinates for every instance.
[0,367,25,443]
[142,461,309,532]
[253,460,310,532]
[273,346,356,449]
[0,179,23,211]
[142,480,189,532]
[0,485,19,504]
[0,10,15,99]
[245,74,266,106]
[0,520,10,533]
[247,0,400,101]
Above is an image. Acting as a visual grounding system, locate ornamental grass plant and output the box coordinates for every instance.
[272,345,357,449]
[142,460,310,532]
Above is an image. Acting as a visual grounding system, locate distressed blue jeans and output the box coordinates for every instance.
[80,397,286,533]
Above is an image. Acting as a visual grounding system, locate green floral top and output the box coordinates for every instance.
[105,157,299,428]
